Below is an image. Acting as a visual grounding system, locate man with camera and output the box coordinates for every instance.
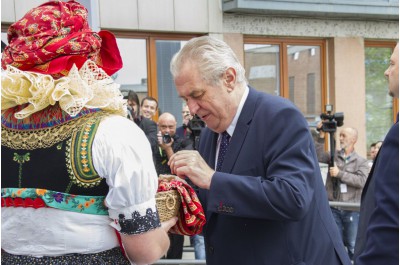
[316,122,370,262]
[155,112,194,259]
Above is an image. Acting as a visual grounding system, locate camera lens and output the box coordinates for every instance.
[162,133,172,144]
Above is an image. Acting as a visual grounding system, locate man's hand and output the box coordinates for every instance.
[316,121,326,138]
[168,150,215,189]
[329,166,339,177]
[157,131,174,151]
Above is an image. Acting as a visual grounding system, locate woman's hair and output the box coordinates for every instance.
[127,90,140,117]
[170,36,247,87]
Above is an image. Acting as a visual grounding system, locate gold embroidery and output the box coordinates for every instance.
[1,112,108,150]
[65,115,104,188]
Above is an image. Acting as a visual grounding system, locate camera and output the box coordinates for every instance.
[162,133,172,144]
[187,114,205,132]
[319,104,344,133]
[187,114,206,150]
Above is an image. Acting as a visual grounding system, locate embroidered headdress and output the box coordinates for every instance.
[1,0,125,119]
[2,0,122,78]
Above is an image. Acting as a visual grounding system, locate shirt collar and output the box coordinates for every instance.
[225,86,249,137]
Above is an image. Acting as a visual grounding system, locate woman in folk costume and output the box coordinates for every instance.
[1,1,177,264]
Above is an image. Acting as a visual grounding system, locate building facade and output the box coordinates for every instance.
[2,0,399,157]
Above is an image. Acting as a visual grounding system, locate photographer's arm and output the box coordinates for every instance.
[315,121,330,164]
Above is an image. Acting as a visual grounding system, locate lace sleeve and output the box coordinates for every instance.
[92,115,161,234]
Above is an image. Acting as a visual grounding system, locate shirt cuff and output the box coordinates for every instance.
[109,198,161,235]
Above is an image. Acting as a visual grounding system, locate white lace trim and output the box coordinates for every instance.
[1,60,127,119]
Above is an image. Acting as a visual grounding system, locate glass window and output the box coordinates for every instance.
[112,33,198,123]
[364,44,397,151]
[115,38,148,102]
[155,40,187,125]
[287,45,322,124]
[244,38,325,126]
[244,44,281,96]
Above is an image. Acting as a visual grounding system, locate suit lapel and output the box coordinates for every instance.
[221,87,258,173]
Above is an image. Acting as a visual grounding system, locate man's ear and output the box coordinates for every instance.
[224,67,236,91]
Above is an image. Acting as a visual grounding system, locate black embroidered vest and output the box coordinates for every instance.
[1,105,109,197]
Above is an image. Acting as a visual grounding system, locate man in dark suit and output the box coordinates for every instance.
[168,36,351,265]
[176,103,192,139]
[353,43,399,265]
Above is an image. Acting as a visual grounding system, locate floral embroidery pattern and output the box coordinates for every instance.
[66,116,104,189]
[13,152,30,188]
[1,187,108,215]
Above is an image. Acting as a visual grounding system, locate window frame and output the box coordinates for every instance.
[110,31,202,120]
[243,36,328,115]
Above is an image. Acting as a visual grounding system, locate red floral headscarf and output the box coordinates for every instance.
[1,0,122,79]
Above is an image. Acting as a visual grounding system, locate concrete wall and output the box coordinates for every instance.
[331,37,367,156]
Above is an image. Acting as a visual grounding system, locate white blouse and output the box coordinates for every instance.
[2,115,159,257]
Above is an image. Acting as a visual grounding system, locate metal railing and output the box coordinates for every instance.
[153,260,206,265]
[329,201,360,208]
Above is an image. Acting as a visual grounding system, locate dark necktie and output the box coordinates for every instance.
[216,131,230,171]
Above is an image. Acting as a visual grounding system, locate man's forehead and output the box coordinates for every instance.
[178,87,206,99]
[160,119,176,125]
[143,100,157,106]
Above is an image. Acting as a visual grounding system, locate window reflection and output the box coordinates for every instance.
[365,46,394,149]
[115,38,148,101]
[287,45,322,125]
[244,44,280,96]
[156,40,187,125]
[244,41,323,126]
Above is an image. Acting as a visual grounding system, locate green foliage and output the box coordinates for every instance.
[365,47,393,149]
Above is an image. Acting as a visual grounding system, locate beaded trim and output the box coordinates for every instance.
[2,188,108,215]
[1,105,99,130]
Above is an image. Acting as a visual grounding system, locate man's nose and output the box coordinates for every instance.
[187,100,199,115]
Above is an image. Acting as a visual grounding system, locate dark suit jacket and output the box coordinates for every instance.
[197,88,351,265]
[354,116,399,265]
[176,126,186,139]
[136,116,158,157]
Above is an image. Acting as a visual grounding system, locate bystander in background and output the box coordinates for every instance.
[176,103,192,139]
[316,124,369,261]
[141,96,159,120]
[155,112,193,260]
[125,90,158,159]
[354,42,399,265]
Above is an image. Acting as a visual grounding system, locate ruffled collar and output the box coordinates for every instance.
[1,60,126,120]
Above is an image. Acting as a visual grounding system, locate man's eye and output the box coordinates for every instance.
[193,92,205,99]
